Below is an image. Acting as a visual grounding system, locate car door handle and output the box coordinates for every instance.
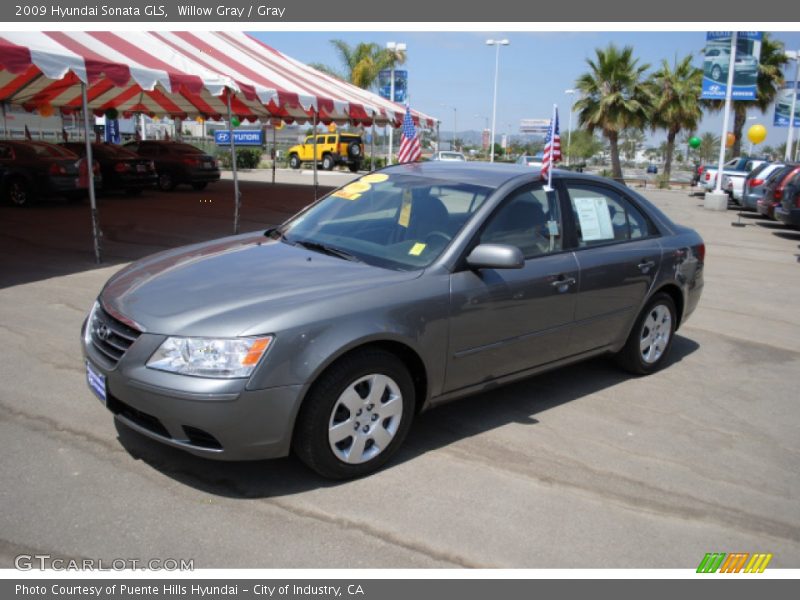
[637,260,656,273]
[551,276,576,291]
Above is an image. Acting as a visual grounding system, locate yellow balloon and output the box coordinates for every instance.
[328,123,337,132]
[747,124,767,145]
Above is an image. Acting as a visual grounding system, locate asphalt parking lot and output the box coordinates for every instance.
[0,175,798,568]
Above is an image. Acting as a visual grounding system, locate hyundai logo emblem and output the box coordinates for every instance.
[96,324,111,341]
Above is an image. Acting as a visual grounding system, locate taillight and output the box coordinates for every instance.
[49,163,67,176]
[182,157,200,166]
[795,195,800,209]
[696,243,706,263]
[749,178,764,187]
[114,161,131,173]
[705,172,711,181]
[774,188,783,200]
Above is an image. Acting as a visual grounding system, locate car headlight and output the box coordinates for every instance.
[146,336,273,378]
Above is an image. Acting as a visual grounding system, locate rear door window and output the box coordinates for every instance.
[566,183,654,247]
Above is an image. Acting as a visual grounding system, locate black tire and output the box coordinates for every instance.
[157,171,176,192]
[321,154,334,171]
[289,154,301,169]
[191,182,208,191]
[347,142,361,159]
[348,162,361,173]
[5,178,33,206]
[615,293,677,375]
[293,348,415,479]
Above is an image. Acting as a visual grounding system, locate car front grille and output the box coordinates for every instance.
[89,306,140,368]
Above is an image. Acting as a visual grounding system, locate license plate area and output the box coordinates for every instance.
[86,362,107,403]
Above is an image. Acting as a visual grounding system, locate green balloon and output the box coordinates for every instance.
[688,136,701,149]
[231,116,241,127]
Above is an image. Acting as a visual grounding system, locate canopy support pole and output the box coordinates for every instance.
[370,124,376,171]
[272,124,277,185]
[312,111,318,200]
[1,103,8,138]
[81,83,101,264]
[226,90,242,235]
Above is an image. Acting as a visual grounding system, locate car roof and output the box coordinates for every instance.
[381,161,600,189]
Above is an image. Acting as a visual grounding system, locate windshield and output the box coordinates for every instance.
[277,172,492,270]
[171,144,204,155]
[28,143,77,158]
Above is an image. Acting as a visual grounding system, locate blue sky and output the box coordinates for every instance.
[249,30,800,149]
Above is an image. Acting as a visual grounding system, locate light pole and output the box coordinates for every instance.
[746,114,757,155]
[441,104,457,150]
[564,89,577,166]
[486,38,509,163]
[784,50,799,162]
[386,41,406,166]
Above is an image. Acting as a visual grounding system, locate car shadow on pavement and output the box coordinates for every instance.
[114,334,699,497]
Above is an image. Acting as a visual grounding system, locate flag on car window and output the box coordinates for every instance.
[398,107,421,163]
[541,106,562,183]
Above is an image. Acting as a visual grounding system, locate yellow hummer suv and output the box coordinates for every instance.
[287,132,364,172]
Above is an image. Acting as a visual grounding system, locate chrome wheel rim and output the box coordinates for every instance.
[328,373,403,465]
[640,304,672,364]
[9,182,27,205]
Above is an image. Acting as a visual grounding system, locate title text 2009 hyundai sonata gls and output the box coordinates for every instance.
[82,163,704,479]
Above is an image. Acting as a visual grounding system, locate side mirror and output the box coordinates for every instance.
[466,244,524,270]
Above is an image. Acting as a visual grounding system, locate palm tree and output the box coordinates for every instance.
[649,55,704,179]
[620,128,646,162]
[699,132,720,164]
[575,44,653,180]
[703,34,788,156]
[310,40,405,91]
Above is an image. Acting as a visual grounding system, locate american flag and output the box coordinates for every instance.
[540,106,562,183]
[397,107,421,163]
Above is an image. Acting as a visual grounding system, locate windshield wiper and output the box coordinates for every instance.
[293,239,361,262]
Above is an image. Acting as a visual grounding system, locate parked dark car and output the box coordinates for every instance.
[759,165,800,219]
[741,162,786,210]
[774,169,800,228]
[123,141,220,192]
[82,163,705,479]
[0,140,100,206]
[62,142,156,195]
[646,164,658,174]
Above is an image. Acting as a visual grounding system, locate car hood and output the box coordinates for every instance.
[100,233,421,337]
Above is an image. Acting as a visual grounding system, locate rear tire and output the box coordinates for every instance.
[293,349,415,479]
[348,162,361,173]
[157,172,176,192]
[615,293,677,375]
[5,178,33,206]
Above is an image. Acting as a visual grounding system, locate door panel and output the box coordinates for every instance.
[446,254,580,392]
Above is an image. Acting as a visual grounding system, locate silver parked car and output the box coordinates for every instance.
[82,163,705,479]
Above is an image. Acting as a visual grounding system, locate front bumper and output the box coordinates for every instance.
[775,206,800,227]
[81,319,304,461]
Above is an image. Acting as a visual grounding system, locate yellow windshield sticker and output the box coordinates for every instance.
[361,173,389,184]
[332,190,361,200]
[343,181,372,194]
[398,194,412,228]
[409,243,426,256]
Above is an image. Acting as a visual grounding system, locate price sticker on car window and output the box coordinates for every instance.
[398,189,413,228]
[409,242,426,256]
[361,173,389,184]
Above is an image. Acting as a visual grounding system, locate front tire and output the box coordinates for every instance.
[289,154,301,169]
[157,172,175,191]
[616,293,677,375]
[5,178,32,206]
[293,349,415,479]
[322,154,334,171]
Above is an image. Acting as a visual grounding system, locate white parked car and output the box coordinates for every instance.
[431,151,466,161]
[516,155,543,168]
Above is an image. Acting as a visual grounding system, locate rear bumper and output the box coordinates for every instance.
[775,206,800,227]
[742,192,763,210]
[184,168,221,184]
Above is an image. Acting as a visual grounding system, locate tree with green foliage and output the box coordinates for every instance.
[310,40,405,90]
[564,129,603,162]
[575,44,653,180]
[649,54,704,179]
[699,132,720,164]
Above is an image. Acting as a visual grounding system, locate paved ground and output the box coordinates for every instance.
[0,179,798,569]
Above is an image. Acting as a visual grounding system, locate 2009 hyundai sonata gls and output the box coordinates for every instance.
[82,163,704,479]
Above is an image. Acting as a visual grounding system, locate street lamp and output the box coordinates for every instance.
[784,50,799,162]
[486,38,509,163]
[441,103,457,150]
[564,89,577,166]
[386,41,407,166]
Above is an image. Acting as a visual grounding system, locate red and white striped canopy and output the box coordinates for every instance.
[0,31,436,128]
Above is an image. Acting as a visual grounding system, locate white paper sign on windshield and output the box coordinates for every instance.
[573,196,614,241]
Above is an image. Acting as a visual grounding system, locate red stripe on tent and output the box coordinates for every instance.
[23,72,81,108]
[96,85,142,113]
[0,38,34,74]
[178,89,217,117]
[43,31,130,85]
[87,32,204,94]
[0,65,40,100]
[144,87,187,117]
[63,79,117,109]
